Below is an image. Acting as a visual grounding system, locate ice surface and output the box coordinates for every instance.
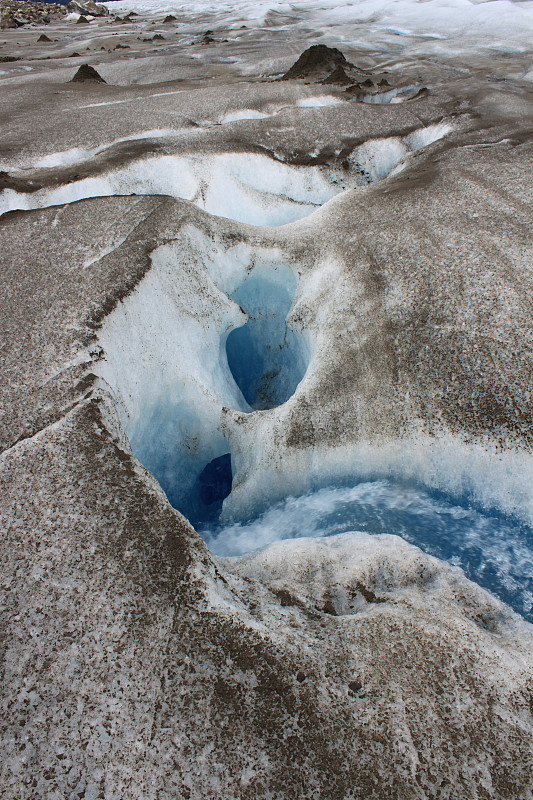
[103,0,533,63]
[91,222,533,623]
[349,122,453,181]
[86,190,533,625]
[203,478,533,621]
[296,96,343,108]
[0,123,452,224]
[95,237,247,521]
[219,109,270,123]
[95,234,308,523]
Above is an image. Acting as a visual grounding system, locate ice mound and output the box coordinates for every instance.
[223,529,527,641]
[281,44,356,82]
[0,123,453,225]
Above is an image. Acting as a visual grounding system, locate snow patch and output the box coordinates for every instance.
[219,109,270,123]
[296,95,343,108]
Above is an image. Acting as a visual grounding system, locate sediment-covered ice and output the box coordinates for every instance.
[1,1,533,795]
[91,218,533,621]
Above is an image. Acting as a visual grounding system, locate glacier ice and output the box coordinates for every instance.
[0,123,453,225]
[95,233,309,525]
[203,478,533,621]
[225,264,308,409]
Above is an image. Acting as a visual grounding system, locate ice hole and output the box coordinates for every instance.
[225,265,308,410]
[128,396,234,528]
[192,453,233,525]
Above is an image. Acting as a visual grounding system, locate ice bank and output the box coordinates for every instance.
[0,123,452,225]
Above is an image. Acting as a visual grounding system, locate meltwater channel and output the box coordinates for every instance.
[198,478,533,623]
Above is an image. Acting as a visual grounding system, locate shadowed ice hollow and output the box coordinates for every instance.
[226,264,307,409]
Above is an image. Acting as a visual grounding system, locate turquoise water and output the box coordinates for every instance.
[199,478,533,622]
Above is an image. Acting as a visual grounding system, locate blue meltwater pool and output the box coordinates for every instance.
[198,479,533,623]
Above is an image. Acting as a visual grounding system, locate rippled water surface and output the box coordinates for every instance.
[199,479,533,622]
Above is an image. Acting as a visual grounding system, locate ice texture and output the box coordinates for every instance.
[0,124,452,225]
[95,232,310,525]
[91,222,533,622]
[226,264,308,409]
[102,0,533,66]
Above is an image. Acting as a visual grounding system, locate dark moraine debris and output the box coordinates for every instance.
[68,0,109,17]
[322,65,354,85]
[281,44,355,81]
[71,63,106,83]
[37,33,52,42]
[163,14,176,22]
[76,14,90,23]
[411,86,430,100]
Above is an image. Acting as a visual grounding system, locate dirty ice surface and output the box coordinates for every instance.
[200,479,533,622]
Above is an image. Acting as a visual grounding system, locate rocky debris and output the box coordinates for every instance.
[37,32,51,40]
[282,45,412,97]
[0,54,19,60]
[0,0,66,27]
[163,13,176,22]
[282,44,359,82]
[71,62,105,82]
[344,82,369,99]
[344,79,428,102]
[76,14,89,23]
[200,29,227,45]
[68,0,107,16]
[321,65,353,85]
